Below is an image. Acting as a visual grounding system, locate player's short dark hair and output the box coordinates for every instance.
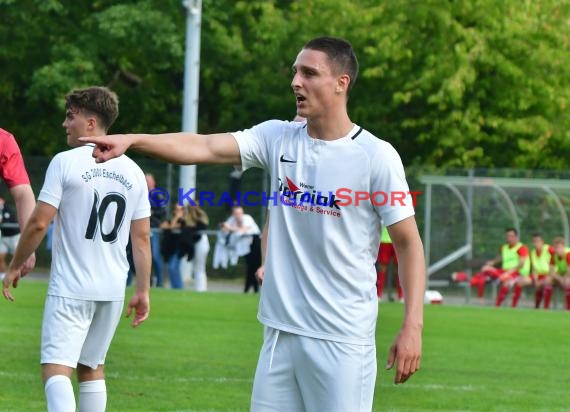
[532,232,543,239]
[303,36,359,94]
[505,227,518,236]
[552,236,565,246]
[65,86,119,132]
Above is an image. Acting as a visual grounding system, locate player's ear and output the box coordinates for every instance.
[335,74,350,95]
[87,117,97,131]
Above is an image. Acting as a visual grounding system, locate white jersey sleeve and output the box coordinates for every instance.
[242,214,261,235]
[132,174,151,221]
[232,119,286,171]
[38,153,65,209]
[369,142,415,227]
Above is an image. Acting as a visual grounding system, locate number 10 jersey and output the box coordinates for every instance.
[38,145,150,301]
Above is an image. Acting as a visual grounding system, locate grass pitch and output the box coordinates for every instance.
[1,281,569,411]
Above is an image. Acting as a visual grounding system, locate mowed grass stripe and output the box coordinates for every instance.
[1,281,569,411]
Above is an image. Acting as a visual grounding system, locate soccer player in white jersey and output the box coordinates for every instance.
[81,37,425,411]
[2,86,151,412]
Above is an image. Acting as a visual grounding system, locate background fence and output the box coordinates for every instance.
[5,157,570,283]
[413,168,570,294]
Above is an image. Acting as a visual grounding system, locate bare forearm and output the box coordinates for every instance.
[389,217,425,329]
[10,218,47,270]
[398,239,426,328]
[129,133,198,164]
[10,184,35,230]
[132,237,151,294]
[129,132,240,165]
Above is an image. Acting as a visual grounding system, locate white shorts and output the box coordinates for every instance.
[41,295,124,370]
[251,327,377,412]
[0,233,20,254]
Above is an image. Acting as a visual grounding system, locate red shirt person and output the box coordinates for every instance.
[530,234,554,309]
[0,128,36,277]
[376,224,403,301]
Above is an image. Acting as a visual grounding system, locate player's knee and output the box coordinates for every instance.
[77,363,104,382]
[41,363,74,384]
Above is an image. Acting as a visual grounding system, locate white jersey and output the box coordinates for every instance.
[38,145,150,301]
[224,214,261,235]
[233,120,415,345]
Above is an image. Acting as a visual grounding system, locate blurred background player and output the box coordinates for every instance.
[222,205,261,293]
[549,236,570,310]
[2,86,151,412]
[493,228,530,307]
[376,223,403,302]
[0,128,36,277]
[530,233,554,309]
[463,228,529,306]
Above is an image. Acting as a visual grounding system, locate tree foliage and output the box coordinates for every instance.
[1,0,568,169]
[0,0,184,154]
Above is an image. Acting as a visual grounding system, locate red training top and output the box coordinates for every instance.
[0,128,31,188]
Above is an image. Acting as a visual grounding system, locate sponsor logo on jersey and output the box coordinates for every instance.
[278,176,341,210]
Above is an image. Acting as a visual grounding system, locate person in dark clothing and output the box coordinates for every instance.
[0,198,21,278]
[160,204,186,289]
[245,234,262,293]
[145,174,167,287]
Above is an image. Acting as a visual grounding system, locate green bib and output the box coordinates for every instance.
[531,244,551,275]
[381,226,392,244]
[554,247,570,275]
[501,242,530,276]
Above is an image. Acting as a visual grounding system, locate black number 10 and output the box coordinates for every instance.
[85,191,127,243]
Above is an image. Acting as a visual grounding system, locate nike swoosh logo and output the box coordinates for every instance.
[280,154,297,163]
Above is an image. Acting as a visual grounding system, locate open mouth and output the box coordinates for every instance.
[296,94,306,103]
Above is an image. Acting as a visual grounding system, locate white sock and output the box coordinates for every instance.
[79,379,107,412]
[45,375,76,412]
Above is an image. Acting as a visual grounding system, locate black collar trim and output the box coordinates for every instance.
[351,127,363,140]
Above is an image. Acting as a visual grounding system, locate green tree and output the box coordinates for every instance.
[0,0,184,155]
[1,0,569,170]
[201,0,570,168]
[351,0,570,168]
